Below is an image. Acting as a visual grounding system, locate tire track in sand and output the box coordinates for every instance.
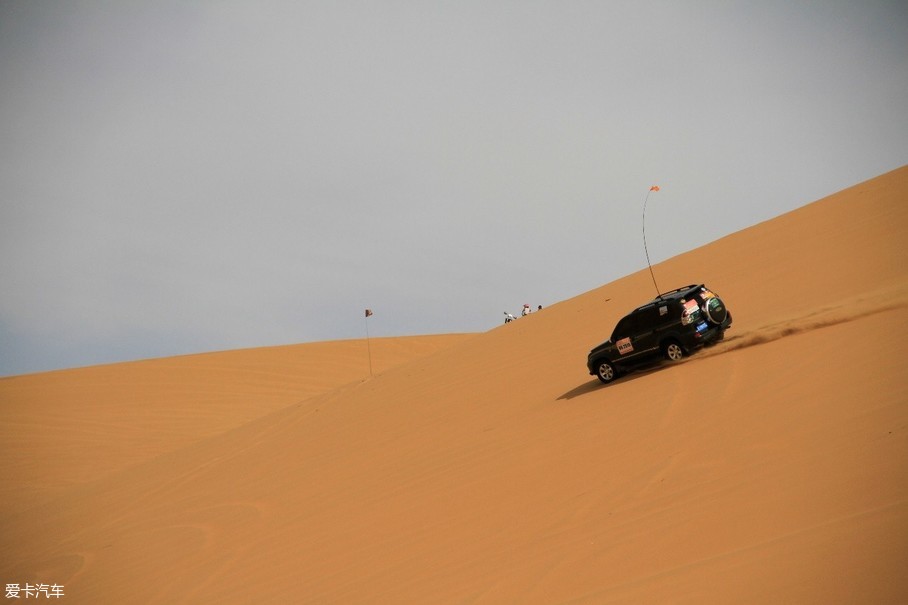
[696,291,908,360]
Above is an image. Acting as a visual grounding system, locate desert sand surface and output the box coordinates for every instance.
[1,166,906,603]
[0,334,474,515]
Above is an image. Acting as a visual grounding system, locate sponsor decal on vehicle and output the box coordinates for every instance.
[616,337,633,355]
[681,299,701,325]
[659,305,668,316]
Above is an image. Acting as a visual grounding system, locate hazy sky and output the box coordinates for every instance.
[1,1,906,376]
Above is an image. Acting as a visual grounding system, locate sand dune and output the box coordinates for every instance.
[0,334,474,515]
[1,167,906,603]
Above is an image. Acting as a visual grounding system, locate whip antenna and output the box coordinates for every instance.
[642,185,661,298]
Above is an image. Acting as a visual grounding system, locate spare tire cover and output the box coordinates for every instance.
[702,296,728,325]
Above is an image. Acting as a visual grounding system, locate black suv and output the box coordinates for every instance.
[587,284,732,384]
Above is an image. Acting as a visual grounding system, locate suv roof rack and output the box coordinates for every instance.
[657,284,699,297]
[637,284,700,308]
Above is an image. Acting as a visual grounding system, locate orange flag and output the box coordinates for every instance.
[650,185,660,191]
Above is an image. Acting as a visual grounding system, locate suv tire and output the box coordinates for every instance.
[662,340,685,362]
[595,359,617,384]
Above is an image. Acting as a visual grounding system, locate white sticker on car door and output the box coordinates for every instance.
[617,337,633,355]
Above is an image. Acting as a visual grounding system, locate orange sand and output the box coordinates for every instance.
[1,166,906,603]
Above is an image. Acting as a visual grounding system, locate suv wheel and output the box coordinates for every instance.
[662,340,685,362]
[595,360,617,384]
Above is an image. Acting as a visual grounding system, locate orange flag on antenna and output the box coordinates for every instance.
[650,185,660,191]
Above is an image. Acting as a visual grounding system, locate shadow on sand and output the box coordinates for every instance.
[557,362,668,401]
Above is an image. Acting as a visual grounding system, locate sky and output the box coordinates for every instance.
[1,1,906,376]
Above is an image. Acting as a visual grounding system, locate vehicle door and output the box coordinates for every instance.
[629,306,661,359]
[610,309,659,364]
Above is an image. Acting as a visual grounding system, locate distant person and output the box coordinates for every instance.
[504,312,517,323]
[537,305,543,311]
[522,304,532,317]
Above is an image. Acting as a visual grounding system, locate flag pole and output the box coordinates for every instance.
[364,309,373,377]
[642,185,661,298]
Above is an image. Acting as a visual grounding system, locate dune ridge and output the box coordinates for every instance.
[1,166,906,603]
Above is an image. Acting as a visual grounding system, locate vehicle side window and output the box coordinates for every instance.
[613,308,658,340]
[611,315,635,340]
[633,307,657,332]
